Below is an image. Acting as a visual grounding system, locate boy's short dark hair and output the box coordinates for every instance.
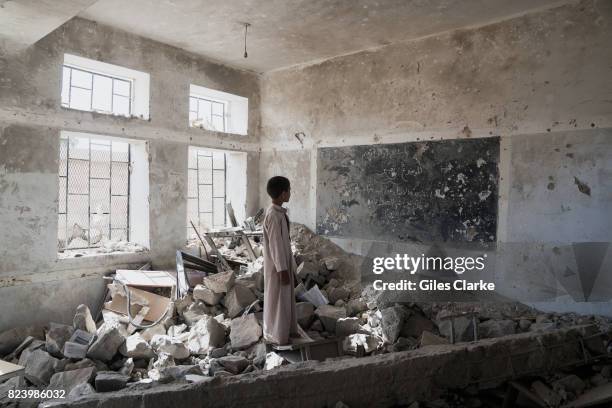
[267,176,290,199]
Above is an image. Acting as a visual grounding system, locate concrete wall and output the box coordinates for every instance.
[259,0,612,313]
[0,18,261,331]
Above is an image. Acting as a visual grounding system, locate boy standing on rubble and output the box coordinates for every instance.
[262,176,298,345]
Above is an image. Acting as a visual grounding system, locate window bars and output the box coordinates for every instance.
[61,65,132,116]
[187,149,227,238]
[58,135,130,251]
[189,96,226,132]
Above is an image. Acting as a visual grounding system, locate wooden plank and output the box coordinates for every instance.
[115,270,175,288]
[0,359,24,382]
[106,286,171,323]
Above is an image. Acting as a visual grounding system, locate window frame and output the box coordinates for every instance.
[187,148,227,236]
[58,133,132,251]
[188,95,228,133]
[61,53,150,120]
[61,64,133,116]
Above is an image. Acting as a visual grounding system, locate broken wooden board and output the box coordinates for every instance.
[115,270,175,288]
[105,286,171,323]
[0,359,24,382]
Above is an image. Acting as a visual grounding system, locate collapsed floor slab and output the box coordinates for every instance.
[46,325,608,408]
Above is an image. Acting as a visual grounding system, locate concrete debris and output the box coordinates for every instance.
[478,319,516,338]
[193,284,223,305]
[187,316,226,355]
[296,261,319,280]
[264,352,288,370]
[94,371,130,392]
[343,333,379,354]
[48,366,96,394]
[45,323,74,357]
[203,270,235,294]
[419,331,449,346]
[335,317,362,337]
[87,324,125,362]
[380,306,409,344]
[218,355,249,374]
[24,349,58,386]
[296,302,315,328]
[315,304,347,333]
[67,382,96,398]
[119,333,154,359]
[230,314,262,350]
[9,223,612,404]
[73,304,97,334]
[150,335,190,360]
[224,284,257,318]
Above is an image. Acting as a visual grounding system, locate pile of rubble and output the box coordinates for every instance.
[1,224,612,407]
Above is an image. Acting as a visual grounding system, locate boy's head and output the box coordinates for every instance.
[266,176,291,203]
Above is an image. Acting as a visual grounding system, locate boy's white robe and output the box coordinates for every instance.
[262,203,298,345]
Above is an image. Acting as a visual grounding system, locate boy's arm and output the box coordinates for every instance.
[265,215,290,283]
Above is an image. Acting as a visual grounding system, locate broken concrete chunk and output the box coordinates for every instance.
[193,284,224,306]
[150,335,190,360]
[335,317,362,337]
[327,287,350,304]
[73,304,97,334]
[323,257,342,271]
[46,323,75,357]
[67,382,96,399]
[119,333,154,359]
[230,314,262,350]
[346,299,368,317]
[532,380,562,407]
[0,326,44,356]
[296,261,319,281]
[48,366,96,395]
[185,374,211,384]
[147,352,175,381]
[265,352,288,370]
[218,355,249,374]
[296,302,315,328]
[160,365,202,382]
[315,305,347,333]
[87,324,125,362]
[343,334,379,354]
[187,316,226,355]
[24,349,58,386]
[203,270,235,294]
[182,301,214,326]
[419,331,449,347]
[95,371,130,392]
[478,319,516,338]
[401,313,436,339]
[437,315,476,343]
[141,324,166,342]
[380,306,409,344]
[225,284,257,318]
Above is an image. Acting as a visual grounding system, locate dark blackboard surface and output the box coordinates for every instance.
[316,137,500,243]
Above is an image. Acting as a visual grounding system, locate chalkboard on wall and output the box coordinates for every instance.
[316,137,500,243]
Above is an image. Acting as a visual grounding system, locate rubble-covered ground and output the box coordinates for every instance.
[1,224,611,408]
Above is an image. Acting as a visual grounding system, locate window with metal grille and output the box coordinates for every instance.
[187,148,227,238]
[61,65,132,116]
[189,96,226,132]
[58,134,131,251]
